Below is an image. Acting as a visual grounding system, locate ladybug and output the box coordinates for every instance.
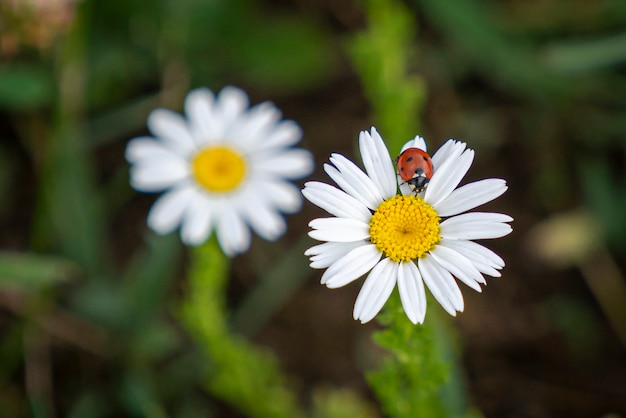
[396,147,434,193]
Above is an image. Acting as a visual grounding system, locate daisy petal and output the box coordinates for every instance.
[400,135,428,153]
[215,86,249,129]
[253,149,314,180]
[302,182,371,222]
[353,258,397,323]
[359,128,397,198]
[397,262,427,324]
[308,217,371,242]
[430,245,485,292]
[425,147,474,207]
[440,239,504,277]
[184,88,218,145]
[240,200,286,241]
[419,256,464,315]
[147,184,196,234]
[257,180,302,213]
[130,160,190,192]
[125,137,180,164]
[148,109,196,156]
[306,241,365,269]
[431,139,464,169]
[325,154,383,210]
[216,209,251,256]
[436,178,508,217]
[180,192,214,245]
[322,244,381,288]
[440,212,513,240]
[258,120,302,150]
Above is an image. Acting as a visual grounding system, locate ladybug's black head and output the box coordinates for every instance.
[407,174,430,193]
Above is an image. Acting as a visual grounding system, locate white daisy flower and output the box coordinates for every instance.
[303,127,512,324]
[126,86,313,256]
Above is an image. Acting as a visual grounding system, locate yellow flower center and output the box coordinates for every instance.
[192,145,247,193]
[369,195,441,263]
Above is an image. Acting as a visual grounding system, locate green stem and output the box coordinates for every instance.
[180,238,305,418]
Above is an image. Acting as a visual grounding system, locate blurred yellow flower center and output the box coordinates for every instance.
[369,195,440,262]
[192,146,246,193]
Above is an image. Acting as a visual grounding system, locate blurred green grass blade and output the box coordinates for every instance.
[230,235,313,337]
[0,64,53,110]
[544,32,626,74]
[348,0,426,148]
[231,17,337,91]
[0,252,79,290]
[419,0,577,100]
[122,233,182,326]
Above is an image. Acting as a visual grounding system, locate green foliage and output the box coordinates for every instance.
[180,239,306,418]
[348,0,426,152]
[0,64,53,110]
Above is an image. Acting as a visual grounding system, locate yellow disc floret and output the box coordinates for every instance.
[192,145,247,193]
[369,195,441,262]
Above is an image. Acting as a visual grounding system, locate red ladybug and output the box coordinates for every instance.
[396,147,434,193]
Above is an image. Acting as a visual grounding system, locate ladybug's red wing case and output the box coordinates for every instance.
[396,148,434,193]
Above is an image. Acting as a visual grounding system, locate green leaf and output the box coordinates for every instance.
[0,65,53,110]
[0,252,80,291]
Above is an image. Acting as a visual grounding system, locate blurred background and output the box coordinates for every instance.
[1,0,625,417]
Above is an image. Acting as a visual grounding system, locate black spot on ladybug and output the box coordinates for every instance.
[406,156,413,162]
[423,156,428,161]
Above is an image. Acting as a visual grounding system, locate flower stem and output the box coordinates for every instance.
[180,238,305,418]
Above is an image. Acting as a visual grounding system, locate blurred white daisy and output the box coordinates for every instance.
[126,86,313,256]
[303,127,512,324]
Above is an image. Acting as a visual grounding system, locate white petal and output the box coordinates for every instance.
[431,139,465,169]
[325,154,383,210]
[440,239,504,277]
[147,109,196,156]
[228,102,282,148]
[257,120,302,150]
[322,244,382,288]
[129,160,190,192]
[440,212,513,240]
[215,86,249,130]
[257,180,302,213]
[359,128,397,198]
[306,241,365,269]
[436,178,508,217]
[240,200,286,241]
[126,137,180,164]
[425,147,474,207]
[308,217,371,242]
[252,149,314,180]
[400,135,428,153]
[430,245,485,292]
[184,88,218,145]
[418,256,463,316]
[180,192,214,246]
[397,262,427,324]
[302,182,372,223]
[147,184,196,234]
[353,258,397,323]
[216,209,251,256]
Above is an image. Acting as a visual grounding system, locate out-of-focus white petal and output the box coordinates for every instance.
[180,192,214,245]
[130,159,190,192]
[216,209,251,256]
[147,109,196,156]
[252,149,314,180]
[147,184,196,234]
